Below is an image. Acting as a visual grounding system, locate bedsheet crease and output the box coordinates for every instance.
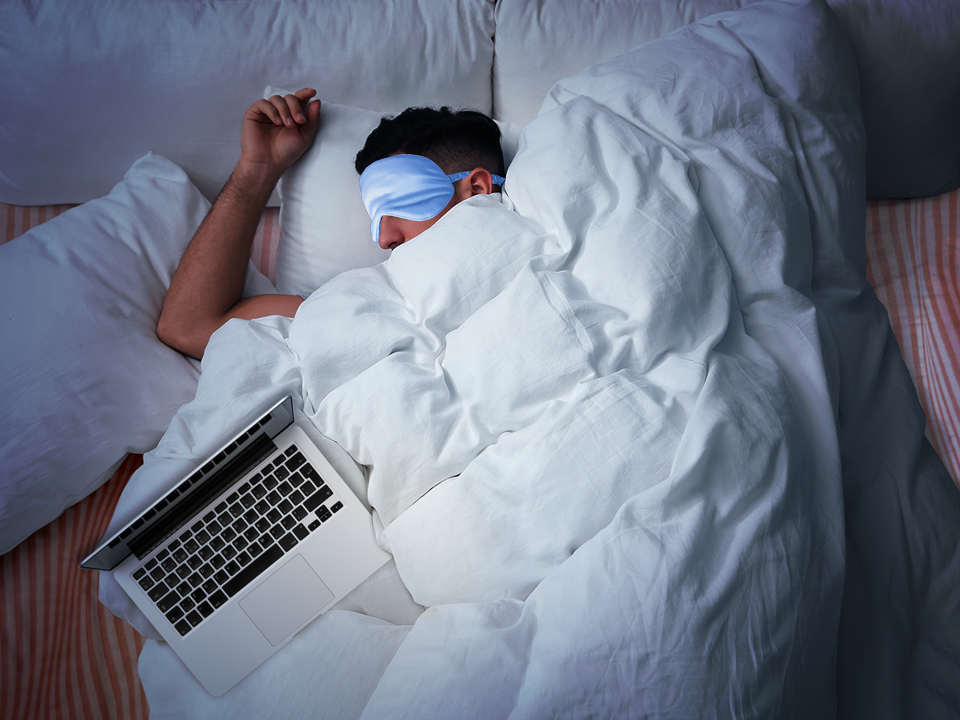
[96,1,960,717]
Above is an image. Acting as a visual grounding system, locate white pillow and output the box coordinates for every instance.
[267,90,391,297]
[266,88,523,298]
[0,153,208,554]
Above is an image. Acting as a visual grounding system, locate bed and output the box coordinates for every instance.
[1,0,959,718]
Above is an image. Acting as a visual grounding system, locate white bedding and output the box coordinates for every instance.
[99,0,960,717]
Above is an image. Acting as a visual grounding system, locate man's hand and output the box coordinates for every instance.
[239,88,322,178]
[157,89,318,359]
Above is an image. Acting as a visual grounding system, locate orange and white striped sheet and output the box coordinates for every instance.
[1,189,957,717]
[866,189,960,488]
[1,455,148,720]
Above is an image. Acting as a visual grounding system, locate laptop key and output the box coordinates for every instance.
[157,590,180,613]
[287,452,305,470]
[175,619,192,636]
[148,582,169,602]
[304,486,333,512]
[223,544,283,598]
[279,533,298,552]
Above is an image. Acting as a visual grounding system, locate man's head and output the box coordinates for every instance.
[355,107,506,249]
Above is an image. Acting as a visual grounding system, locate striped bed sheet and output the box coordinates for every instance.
[1,190,958,718]
[865,190,960,487]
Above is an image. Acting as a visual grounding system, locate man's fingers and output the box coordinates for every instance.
[282,94,307,125]
[308,97,322,125]
[248,90,319,128]
[265,95,296,126]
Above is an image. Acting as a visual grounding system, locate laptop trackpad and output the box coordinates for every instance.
[239,554,334,646]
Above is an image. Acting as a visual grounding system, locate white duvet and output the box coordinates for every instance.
[100,1,960,717]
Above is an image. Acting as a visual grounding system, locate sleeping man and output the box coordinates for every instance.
[157,87,507,360]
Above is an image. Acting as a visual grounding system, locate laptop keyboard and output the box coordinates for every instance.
[131,445,343,637]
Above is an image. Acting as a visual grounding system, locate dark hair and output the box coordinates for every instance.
[355,106,505,181]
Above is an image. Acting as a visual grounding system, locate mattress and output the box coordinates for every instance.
[1,186,957,715]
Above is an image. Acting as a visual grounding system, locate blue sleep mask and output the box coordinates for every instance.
[359,154,505,244]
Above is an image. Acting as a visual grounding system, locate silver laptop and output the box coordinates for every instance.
[81,395,391,696]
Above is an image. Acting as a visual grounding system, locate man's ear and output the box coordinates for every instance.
[458,168,495,198]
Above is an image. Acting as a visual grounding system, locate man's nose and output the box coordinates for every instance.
[378,217,405,250]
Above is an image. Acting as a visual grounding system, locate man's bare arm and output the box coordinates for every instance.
[157,89,321,360]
